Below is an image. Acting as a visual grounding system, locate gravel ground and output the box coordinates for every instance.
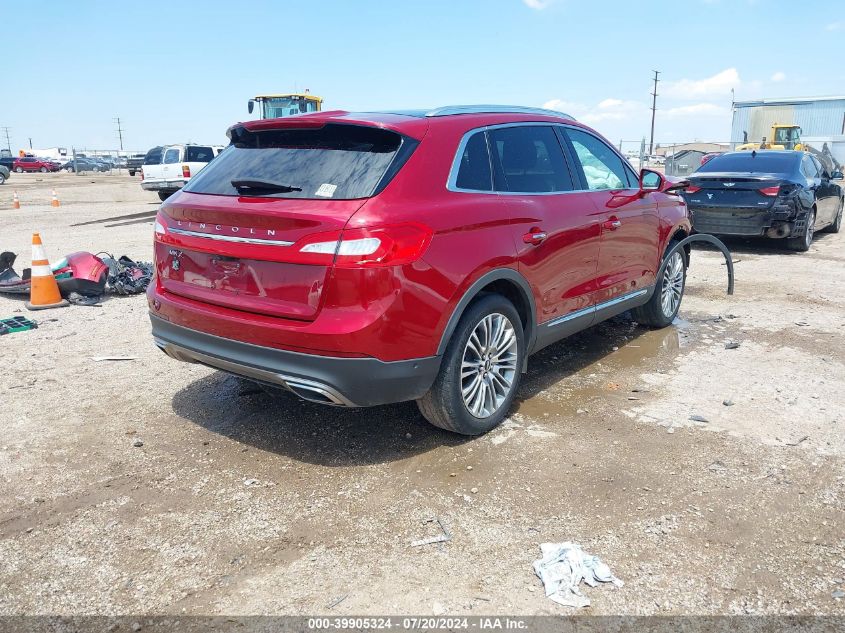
[0,174,844,616]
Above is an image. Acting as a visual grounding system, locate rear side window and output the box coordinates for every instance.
[184,124,412,200]
[565,129,633,190]
[163,148,180,164]
[454,131,492,191]
[801,156,818,179]
[185,146,215,162]
[698,152,798,174]
[488,126,574,193]
[143,147,163,165]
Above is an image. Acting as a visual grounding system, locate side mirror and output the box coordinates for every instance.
[832,170,844,180]
[247,99,255,114]
[640,169,662,192]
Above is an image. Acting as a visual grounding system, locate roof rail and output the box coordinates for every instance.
[425,105,575,120]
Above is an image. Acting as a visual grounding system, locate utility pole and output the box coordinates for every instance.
[28,137,33,149]
[649,70,660,156]
[114,117,125,151]
[1,127,10,153]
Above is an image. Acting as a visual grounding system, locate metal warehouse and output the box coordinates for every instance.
[731,95,845,158]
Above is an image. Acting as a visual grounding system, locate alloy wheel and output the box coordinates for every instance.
[660,251,685,318]
[805,212,815,249]
[461,313,518,418]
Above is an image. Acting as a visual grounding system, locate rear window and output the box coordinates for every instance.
[143,147,163,165]
[184,124,411,200]
[185,146,215,162]
[697,152,799,174]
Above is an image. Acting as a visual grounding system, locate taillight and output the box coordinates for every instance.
[685,185,701,194]
[295,224,432,268]
[759,186,780,197]
[182,165,191,178]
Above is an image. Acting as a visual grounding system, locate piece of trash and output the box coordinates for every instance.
[533,542,623,608]
[723,399,735,407]
[243,478,260,486]
[724,341,741,350]
[91,356,138,362]
[795,321,810,327]
[132,439,144,448]
[784,435,809,447]
[0,316,38,335]
[411,517,452,547]
[67,292,102,306]
[327,595,348,609]
[689,414,709,423]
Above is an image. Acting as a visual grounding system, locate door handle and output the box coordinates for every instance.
[603,218,622,231]
[522,229,547,245]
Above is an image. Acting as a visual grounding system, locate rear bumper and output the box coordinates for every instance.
[141,180,186,191]
[689,205,802,236]
[150,315,441,407]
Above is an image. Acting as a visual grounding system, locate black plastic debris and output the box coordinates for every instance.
[99,254,154,295]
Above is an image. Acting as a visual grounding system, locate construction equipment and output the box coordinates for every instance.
[737,124,803,151]
[247,91,323,119]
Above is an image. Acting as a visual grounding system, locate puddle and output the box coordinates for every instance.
[514,316,693,420]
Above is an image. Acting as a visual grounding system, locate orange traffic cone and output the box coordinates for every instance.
[25,233,69,311]
[51,190,60,207]
[13,191,20,209]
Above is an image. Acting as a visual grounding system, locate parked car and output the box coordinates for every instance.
[13,157,59,173]
[0,156,14,172]
[684,150,843,251]
[0,164,9,185]
[141,144,223,201]
[62,158,102,173]
[149,106,692,435]
[126,153,146,176]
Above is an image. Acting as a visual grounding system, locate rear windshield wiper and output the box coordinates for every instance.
[230,179,302,194]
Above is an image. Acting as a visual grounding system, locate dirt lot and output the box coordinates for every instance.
[0,173,844,616]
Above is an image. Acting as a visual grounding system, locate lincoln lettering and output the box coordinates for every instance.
[174,220,276,236]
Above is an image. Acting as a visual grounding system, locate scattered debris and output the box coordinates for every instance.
[784,436,809,447]
[533,542,623,608]
[708,461,728,473]
[91,356,138,362]
[0,316,38,335]
[100,254,153,295]
[689,414,709,423]
[132,439,144,448]
[327,595,348,609]
[724,340,741,350]
[833,590,845,600]
[723,399,735,407]
[243,479,260,486]
[411,517,452,547]
[795,321,810,327]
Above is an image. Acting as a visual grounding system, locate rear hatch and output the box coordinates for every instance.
[154,121,417,321]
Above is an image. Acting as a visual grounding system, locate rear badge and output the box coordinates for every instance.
[707,193,713,199]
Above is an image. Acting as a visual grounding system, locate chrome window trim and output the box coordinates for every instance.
[167,226,295,247]
[446,122,640,196]
[426,105,574,120]
[543,288,649,329]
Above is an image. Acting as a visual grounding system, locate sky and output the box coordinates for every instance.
[3,0,843,154]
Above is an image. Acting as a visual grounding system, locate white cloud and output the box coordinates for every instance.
[663,68,741,100]
[522,0,553,9]
[543,98,646,124]
[664,103,729,118]
[825,22,842,31]
[770,71,786,82]
[598,98,624,109]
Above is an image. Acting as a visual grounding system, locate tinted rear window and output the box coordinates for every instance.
[184,124,408,199]
[185,146,215,162]
[144,147,163,165]
[697,152,799,174]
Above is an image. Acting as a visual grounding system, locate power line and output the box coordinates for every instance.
[114,117,124,151]
[649,70,660,156]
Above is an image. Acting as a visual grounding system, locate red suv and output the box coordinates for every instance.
[13,157,59,173]
[149,106,691,435]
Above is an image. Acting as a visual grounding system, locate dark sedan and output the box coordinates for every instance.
[684,150,843,252]
[62,158,102,173]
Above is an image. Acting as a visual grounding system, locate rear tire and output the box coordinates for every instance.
[786,209,815,251]
[0,173,5,185]
[128,170,135,177]
[822,198,842,234]
[416,294,524,435]
[632,242,687,329]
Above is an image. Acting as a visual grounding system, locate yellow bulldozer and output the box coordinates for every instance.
[736,124,803,151]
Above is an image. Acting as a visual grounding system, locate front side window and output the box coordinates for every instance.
[565,129,631,190]
[454,131,492,191]
[488,126,574,193]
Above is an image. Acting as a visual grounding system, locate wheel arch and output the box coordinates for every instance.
[436,268,537,357]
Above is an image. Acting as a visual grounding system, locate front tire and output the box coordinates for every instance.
[39,167,47,173]
[15,167,23,173]
[786,209,815,251]
[0,173,5,185]
[632,243,687,328]
[417,294,524,435]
